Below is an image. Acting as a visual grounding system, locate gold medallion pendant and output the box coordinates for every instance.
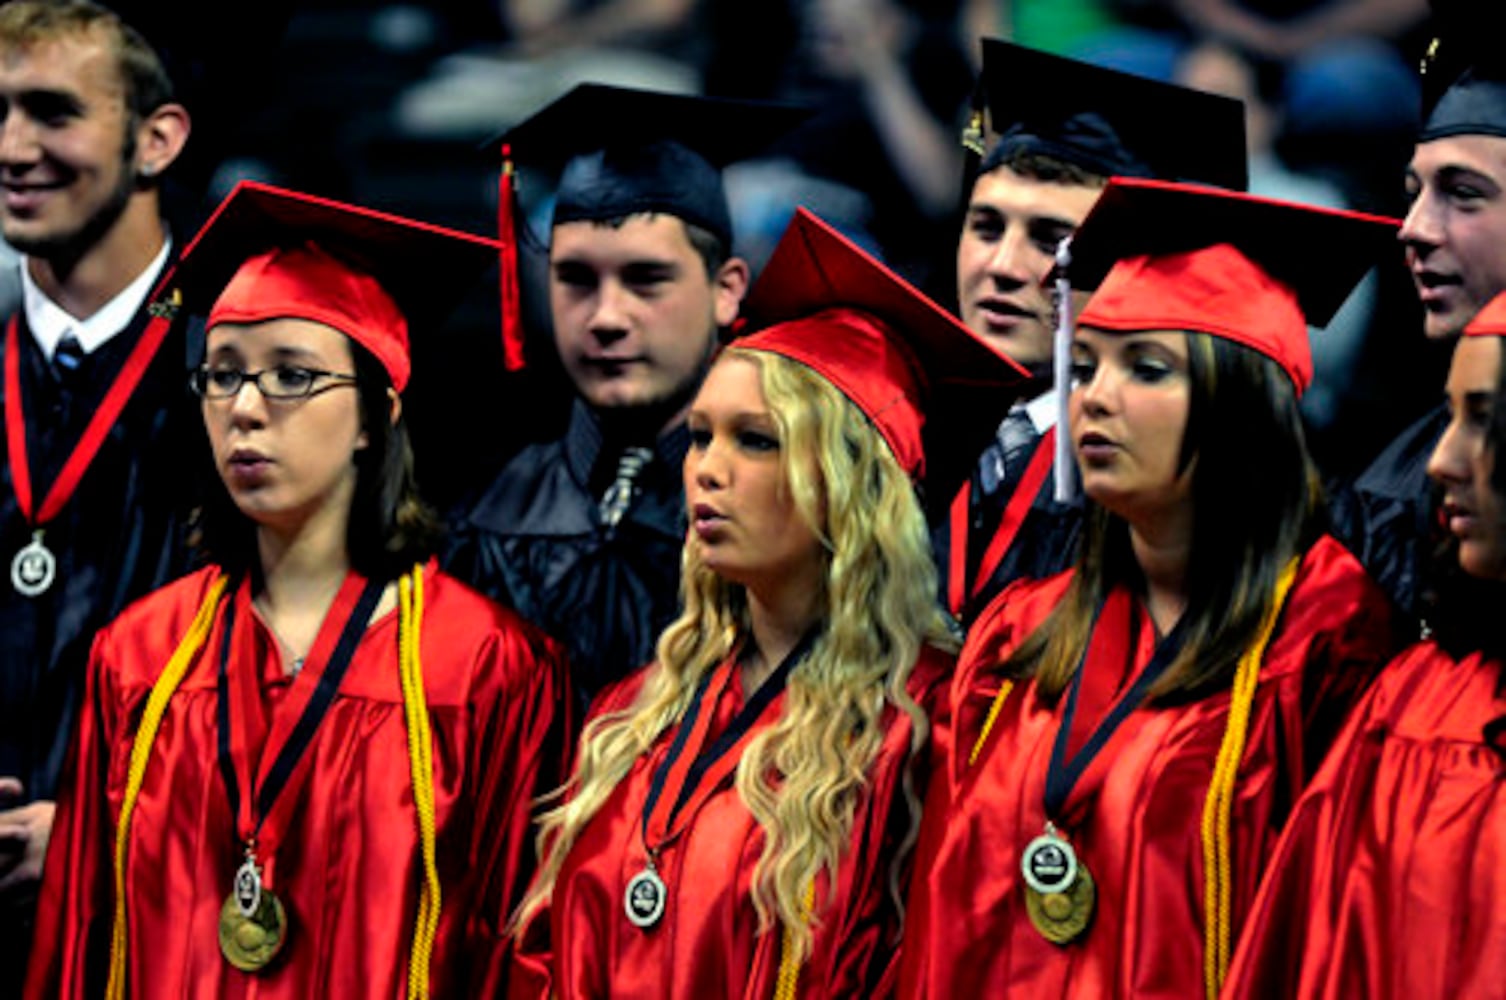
[1020,829,1096,945]
[218,857,288,972]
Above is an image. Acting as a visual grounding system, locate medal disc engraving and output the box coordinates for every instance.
[218,887,287,971]
[1021,832,1079,894]
[234,857,262,917]
[11,532,54,597]
[624,867,667,928]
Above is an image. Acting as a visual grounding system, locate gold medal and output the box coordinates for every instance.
[1020,828,1096,945]
[218,855,288,972]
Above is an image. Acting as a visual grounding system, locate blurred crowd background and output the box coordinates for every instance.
[76,0,1442,507]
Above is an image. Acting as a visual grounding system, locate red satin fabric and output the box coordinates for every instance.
[1223,642,1506,999]
[899,535,1395,999]
[510,644,954,999]
[25,563,570,999]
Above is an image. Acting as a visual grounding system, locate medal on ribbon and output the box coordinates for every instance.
[626,630,819,930]
[1024,594,1187,946]
[218,851,288,971]
[214,573,385,971]
[10,529,54,596]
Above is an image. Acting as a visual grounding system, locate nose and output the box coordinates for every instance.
[1074,358,1116,419]
[1399,189,1443,254]
[588,279,631,343]
[0,109,40,171]
[983,227,1035,289]
[224,378,269,428]
[687,435,729,493]
[1426,414,1470,486]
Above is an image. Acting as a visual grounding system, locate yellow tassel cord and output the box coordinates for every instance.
[399,564,441,999]
[104,567,441,999]
[1199,559,1299,1000]
[106,574,229,1000]
[772,878,818,1000]
[968,680,1016,767]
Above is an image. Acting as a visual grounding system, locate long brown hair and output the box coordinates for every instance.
[1005,331,1324,704]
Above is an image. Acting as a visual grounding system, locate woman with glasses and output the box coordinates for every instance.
[1222,294,1506,1000]
[25,183,569,999]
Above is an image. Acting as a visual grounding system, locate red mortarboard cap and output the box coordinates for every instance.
[977,39,1249,190]
[1464,291,1506,336]
[1068,178,1401,395]
[739,208,1031,512]
[174,180,501,394]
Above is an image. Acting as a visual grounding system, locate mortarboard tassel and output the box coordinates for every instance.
[1053,236,1077,503]
[498,143,525,372]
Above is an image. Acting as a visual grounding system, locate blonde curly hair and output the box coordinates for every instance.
[517,347,956,960]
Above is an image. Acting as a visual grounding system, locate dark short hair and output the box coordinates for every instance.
[983,147,1109,189]
[567,212,730,278]
[190,340,441,581]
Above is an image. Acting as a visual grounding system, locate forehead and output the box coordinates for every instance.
[549,213,700,264]
[968,166,1104,223]
[695,354,766,409]
[1409,133,1506,181]
[206,317,356,361]
[1074,325,1189,354]
[1448,334,1504,391]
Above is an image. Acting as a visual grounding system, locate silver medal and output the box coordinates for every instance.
[11,530,55,597]
[233,856,263,918]
[624,866,667,928]
[1020,828,1079,895]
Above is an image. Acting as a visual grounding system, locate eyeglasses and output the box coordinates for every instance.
[190,365,359,401]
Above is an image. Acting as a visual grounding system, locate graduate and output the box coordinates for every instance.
[1222,292,1506,999]
[899,179,1403,1000]
[507,208,1028,999]
[24,182,570,999]
[447,84,806,706]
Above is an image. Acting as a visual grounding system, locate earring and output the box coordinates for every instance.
[139,163,158,178]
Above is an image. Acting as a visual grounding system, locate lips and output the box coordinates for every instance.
[1441,499,1477,538]
[1076,430,1118,464]
[1,181,63,214]
[1412,268,1461,307]
[974,297,1037,331]
[691,501,727,539]
[225,447,273,484]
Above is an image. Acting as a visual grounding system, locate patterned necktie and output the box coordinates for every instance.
[977,406,1038,498]
[53,332,85,382]
[599,446,654,529]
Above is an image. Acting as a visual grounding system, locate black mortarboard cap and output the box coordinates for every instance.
[497,83,811,248]
[976,38,1249,191]
[1417,0,1506,141]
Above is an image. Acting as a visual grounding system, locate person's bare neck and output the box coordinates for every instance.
[743,574,823,692]
[1130,520,1192,636]
[26,196,166,321]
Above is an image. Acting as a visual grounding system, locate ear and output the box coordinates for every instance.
[134,101,191,180]
[712,256,751,328]
[386,387,402,428]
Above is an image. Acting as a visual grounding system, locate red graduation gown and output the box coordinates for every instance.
[899,535,1395,999]
[1221,642,1506,999]
[509,644,954,1000]
[25,562,571,999]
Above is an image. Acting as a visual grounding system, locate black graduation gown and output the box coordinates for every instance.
[0,260,200,991]
[933,419,1082,626]
[445,401,687,707]
[1328,403,1447,631]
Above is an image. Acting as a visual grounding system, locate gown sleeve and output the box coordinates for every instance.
[459,615,575,997]
[25,624,127,1000]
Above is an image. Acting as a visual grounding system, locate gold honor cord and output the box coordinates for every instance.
[105,565,440,998]
[107,574,229,1000]
[399,565,441,998]
[773,878,818,1000]
[958,557,1300,993]
[1200,558,1298,1000]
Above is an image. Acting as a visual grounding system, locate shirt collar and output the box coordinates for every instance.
[20,238,172,360]
[1021,386,1057,433]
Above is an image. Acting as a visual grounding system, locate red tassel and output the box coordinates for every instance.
[498,143,525,371]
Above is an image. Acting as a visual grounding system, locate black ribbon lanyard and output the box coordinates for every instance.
[1043,601,1188,820]
[216,576,387,839]
[640,629,820,848]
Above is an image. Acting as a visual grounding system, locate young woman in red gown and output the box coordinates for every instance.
[25,183,570,999]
